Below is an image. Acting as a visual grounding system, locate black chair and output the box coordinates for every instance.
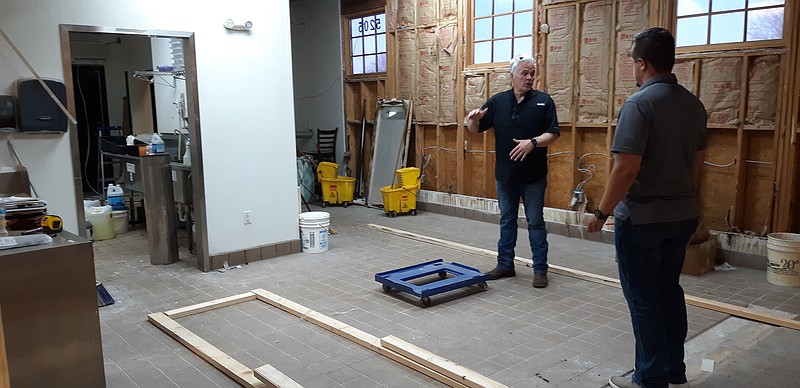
[314,127,338,163]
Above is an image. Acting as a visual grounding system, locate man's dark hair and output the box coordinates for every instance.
[631,27,675,72]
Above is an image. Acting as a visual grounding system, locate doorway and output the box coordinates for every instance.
[59,24,211,271]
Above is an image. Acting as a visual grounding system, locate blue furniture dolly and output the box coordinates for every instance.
[375,259,490,307]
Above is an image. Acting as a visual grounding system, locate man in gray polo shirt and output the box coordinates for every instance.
[588,28,707,388]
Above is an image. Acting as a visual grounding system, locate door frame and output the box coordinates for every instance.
[59,24,211,271]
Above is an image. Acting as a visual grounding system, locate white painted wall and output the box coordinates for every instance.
[0,0,299,256]
[291,0,345,166]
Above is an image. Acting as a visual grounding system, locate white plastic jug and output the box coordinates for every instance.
[151,133,165,154]
[107,184,125,210]
[86,205,116,241]
[182,137,191,166]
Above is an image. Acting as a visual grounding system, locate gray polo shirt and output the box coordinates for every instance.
[612,73,707,224]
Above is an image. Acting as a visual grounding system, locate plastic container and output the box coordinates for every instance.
[111,210,129,234]
[766,233,800,287]
[106,184,126,211]
[182,137,191,166]
[396,167,421,187]
[316,162,339,180]
[151,133,165,154]
[299,211,330,253]
[86,205,116,241]
[380,167,421,217]
[319,177,355,207]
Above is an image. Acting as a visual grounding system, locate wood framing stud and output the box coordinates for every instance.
[253,365,302,388]
[381,335,507,388]
[164,292,257,319]
[148,312,267,388]
[367,223,800,331]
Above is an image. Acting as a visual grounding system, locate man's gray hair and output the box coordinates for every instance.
[510,54,535,74]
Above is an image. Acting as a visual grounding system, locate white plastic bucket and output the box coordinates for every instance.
[86,205,116,241]
[111,210,129,234]
[299,211,330,253]
[766,233,800,287]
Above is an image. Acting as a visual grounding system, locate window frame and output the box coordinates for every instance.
[673,0,786,53]
[466,0,537,70]
[343,9,388,79]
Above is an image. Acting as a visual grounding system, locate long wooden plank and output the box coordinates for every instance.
[147,312,265,388]
[251,289,468,387]
[367,224,800,331]
[381,336,507,388]
[253,365,302,388]
[165,292,257,319]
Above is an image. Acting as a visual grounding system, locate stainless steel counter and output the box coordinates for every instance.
[0,232,105,387]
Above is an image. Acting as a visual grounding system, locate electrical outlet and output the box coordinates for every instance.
[243,211,252,225]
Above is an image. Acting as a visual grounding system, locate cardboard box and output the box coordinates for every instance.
[0,165,30,196]
[682,238,718,276]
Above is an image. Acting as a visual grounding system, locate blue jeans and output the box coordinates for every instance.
[615,216,698,388]
[495,178,548,273]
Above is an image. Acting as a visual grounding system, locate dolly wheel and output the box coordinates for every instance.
[382,285,393,293]
[411,209,417,216]
[343,202,349,208]
[388,211,398,218]
[421,296,432,307]
[322,202,327,208]
[478,282,488,290]
[438,271,447,279]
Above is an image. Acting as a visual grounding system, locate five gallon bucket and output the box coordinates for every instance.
[299,211,330,253]
[766,233,800,287]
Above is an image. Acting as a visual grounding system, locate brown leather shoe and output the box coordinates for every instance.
[485,267,516,280]
[532,272,548,288]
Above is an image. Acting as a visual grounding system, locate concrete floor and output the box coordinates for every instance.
[93,204,800,387]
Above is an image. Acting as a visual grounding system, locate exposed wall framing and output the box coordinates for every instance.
[366,0,799,233]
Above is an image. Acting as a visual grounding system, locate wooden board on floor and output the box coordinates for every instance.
[381,335,507,388]
[147,312,267,388]
[164,291,257,319]
[253,365,302,388]
[367,224,800,331]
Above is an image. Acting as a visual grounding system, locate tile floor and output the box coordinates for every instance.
[93,204,800,387]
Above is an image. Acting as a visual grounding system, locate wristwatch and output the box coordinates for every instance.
[594,208,610,220]
[531,137,538,148]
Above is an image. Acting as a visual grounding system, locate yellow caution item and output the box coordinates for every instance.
[381,167,421,218]
[41,215,63,233]
[316,162,355,208]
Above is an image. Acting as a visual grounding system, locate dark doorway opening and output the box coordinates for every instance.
[72,64,109,195]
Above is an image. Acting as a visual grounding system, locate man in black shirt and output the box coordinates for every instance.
[465,54,560,288]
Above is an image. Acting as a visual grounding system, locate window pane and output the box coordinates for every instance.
[494,14,512,39]
[747,8,783,41]
[676,16,709,46]
[710,12,744,44]
[351,18,362,37]
[475,18,492,40]
[365,55,377,73]
[749,0,784,8]
[352,57,364,74]
[377,53,387,72]
[352,37,363,55]
[495,0,513,14]
[711,0,745,12]
[677,0,709,16]
[364,35,376,54]
[514,11,533,36]
[515,0,533,11]
[474,41,492,63]
[513,36,533,57]
[376,34,386,53]
[376,13,386,34]
[494,39,512,62]
[474,0,493,18]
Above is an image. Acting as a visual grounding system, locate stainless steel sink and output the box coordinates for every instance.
[170,163,192,204]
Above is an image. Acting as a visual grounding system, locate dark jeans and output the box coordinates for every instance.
[495,177,548,273]
[615,216,699,388]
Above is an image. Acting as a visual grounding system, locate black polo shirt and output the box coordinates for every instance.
[478,89,560,184]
